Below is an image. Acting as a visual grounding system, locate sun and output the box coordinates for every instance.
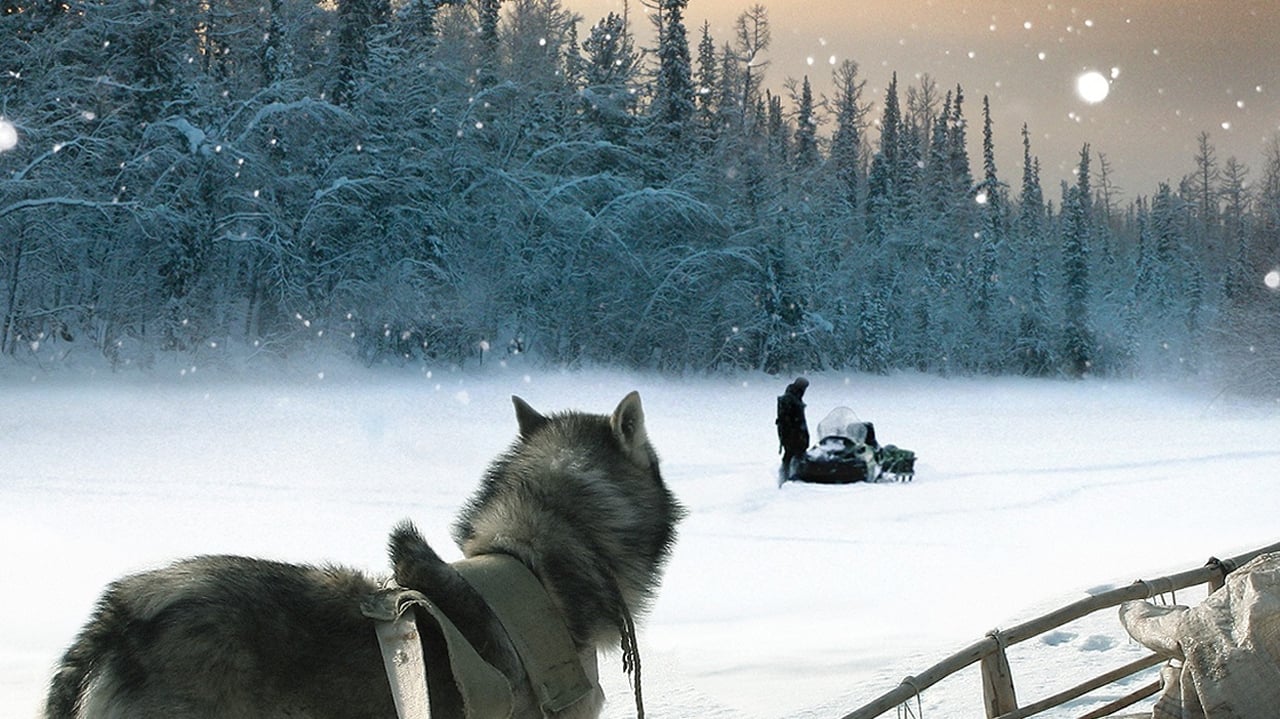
[1075,71,1110,104]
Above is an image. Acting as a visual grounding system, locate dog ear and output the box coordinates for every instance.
[512,395,548,439]
[610,391,648,453]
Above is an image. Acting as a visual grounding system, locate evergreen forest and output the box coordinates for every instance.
[3,0,1279,388]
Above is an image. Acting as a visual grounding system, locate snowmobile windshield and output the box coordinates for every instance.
[816,407,868,442]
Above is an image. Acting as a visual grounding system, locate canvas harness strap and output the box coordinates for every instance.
[362,554,595,719]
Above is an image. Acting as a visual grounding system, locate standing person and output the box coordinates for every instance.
[776,377,810,479]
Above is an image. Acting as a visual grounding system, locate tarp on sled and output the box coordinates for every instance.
[1120,551,1280,718]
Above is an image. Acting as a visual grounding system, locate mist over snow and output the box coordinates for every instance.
[3,364,1278,718]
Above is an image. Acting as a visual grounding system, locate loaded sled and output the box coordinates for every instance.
[791,407,916,484]
[840,539,1280,719]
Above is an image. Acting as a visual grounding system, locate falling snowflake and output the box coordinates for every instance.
[0,118,16,152]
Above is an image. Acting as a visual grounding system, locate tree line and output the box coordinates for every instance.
[2,0,1279,386]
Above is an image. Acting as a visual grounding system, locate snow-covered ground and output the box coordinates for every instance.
[3,362,1278,718]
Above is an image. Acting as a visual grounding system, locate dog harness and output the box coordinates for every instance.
[362,554,596,719]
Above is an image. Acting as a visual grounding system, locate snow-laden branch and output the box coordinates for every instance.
[311,175,378,201]
[154,117,207,155]
[12,140,83,182]
[0,196,137,219]
[235,98,357,144]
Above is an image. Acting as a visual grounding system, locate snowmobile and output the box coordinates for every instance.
[792,407,879,484]
[790,407,916,484]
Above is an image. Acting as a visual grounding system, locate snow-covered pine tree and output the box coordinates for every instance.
[765,90,788,164]
[694,20,718,144]
[581,11,638,86]
[947,85,974,202]
[856,288,892,374]
[793,75,818,171]
[334,0,391,105]
[1013,124,1054,375]
[648,0,694,137]
[967,94,1006,370]
[1061,144,1094,376]
[829,60,867,219]
[865,72,901,245]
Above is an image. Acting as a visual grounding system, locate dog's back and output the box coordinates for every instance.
[46,556,393,719]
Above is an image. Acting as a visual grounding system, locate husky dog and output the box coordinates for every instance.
[45,392,683,719]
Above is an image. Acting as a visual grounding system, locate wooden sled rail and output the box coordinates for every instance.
[840,540,1280,719]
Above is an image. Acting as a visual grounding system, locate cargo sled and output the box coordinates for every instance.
[840,540,1280,719]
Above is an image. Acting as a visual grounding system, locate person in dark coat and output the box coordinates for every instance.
[776,377,810,477]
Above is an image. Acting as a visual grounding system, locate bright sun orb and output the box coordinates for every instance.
[1076,71,1111,104]
[0,119,17,152]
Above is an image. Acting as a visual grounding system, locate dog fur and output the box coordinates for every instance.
[45,392,683,719]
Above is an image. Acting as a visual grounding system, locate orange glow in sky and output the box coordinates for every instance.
[564,0,1280,194]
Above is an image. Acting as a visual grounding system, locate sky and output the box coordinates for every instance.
[565,0,1280,199]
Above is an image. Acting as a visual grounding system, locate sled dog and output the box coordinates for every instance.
[45,391,683,719]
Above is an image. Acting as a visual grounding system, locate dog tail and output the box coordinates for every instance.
[44,587,129,718]
[388,519,451,588]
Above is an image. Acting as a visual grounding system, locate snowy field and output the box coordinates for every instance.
[3,361,1279,718]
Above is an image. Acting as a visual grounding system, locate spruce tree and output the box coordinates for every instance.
[856,288,892,374]
[765,90,787,163]
[694,21,719,140]
[1151,182,1181,319]
[562,20,583,89]
[865,73,901,243]
[1014,124,1052,375]
[830,60,866,216]
[1062,144,1094,376]
[335,0,391,105]
[124,0,193,121]
[793,75,818,171]
[477,0,503,82]
[714,43,743,132]
[650,0,694,132]
[969,95,1005,370]
[947,85,973,199]
[581,11,640,140]
[921,91,953,219]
